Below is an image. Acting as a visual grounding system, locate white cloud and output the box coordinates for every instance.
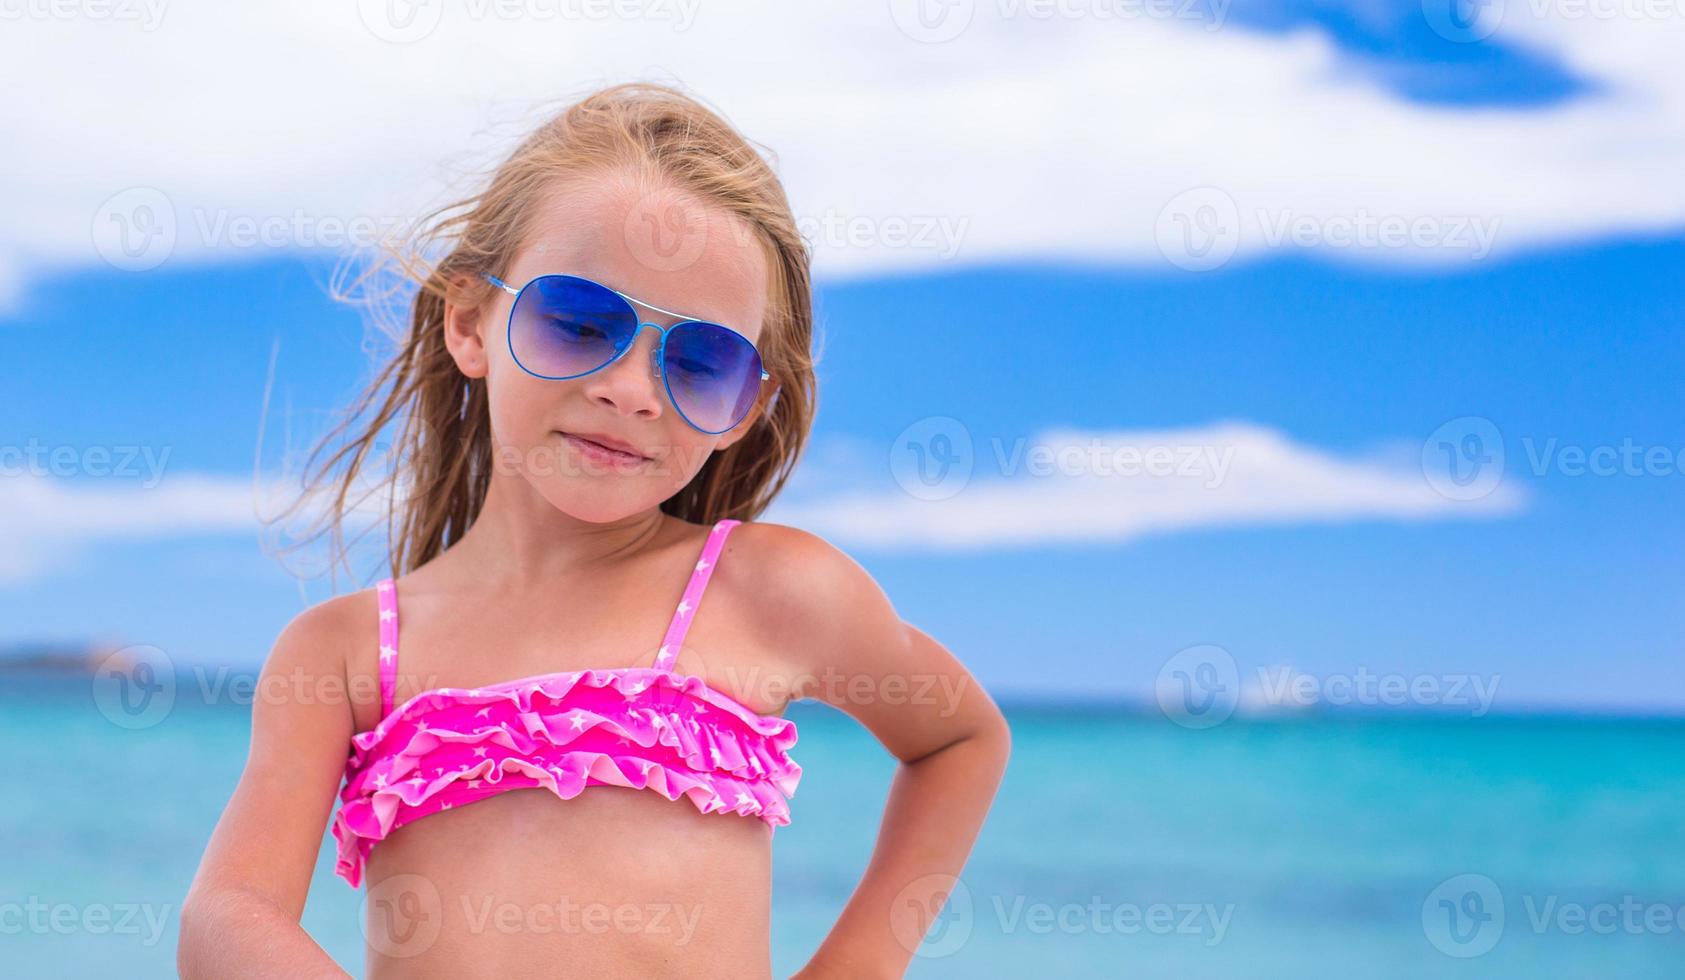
[0,473,265,583]
[766,422,1527,550]
[0,1,1681,304]
[0,460,397,584]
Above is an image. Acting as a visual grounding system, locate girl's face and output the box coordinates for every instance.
[444,174,772,524]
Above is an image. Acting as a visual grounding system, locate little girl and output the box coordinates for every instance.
[179,83,1011,979]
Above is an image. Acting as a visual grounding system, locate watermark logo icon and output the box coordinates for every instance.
[888,0,976,42]
[358,0,445,43]
[891,873,973,958]
[1422,0,1504,43]
[1156,644,1239,729]
[621,185,714,274]
[361,873,443,958]
[890,416,974,501]
[1423,873,1505,957]
[1421,416,1505,501]
[92,187,177,272]
[1155,187,1241,272]
[91,644,176,729]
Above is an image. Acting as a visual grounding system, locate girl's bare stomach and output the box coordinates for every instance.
[360,783,774,979]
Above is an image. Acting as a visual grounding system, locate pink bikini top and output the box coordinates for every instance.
[331,518,800,888]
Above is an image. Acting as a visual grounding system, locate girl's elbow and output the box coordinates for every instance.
[176,882,248,976]
[176,887,215,977]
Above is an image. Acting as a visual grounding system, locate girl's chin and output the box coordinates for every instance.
[518,476,670,525]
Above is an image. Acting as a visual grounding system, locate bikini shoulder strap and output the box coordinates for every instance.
[653,519,741,672]
[376,578,399,717]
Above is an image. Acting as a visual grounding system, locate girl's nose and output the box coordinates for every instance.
[585,324,666,417]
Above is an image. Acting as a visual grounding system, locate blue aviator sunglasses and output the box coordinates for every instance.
[485,272,771,435]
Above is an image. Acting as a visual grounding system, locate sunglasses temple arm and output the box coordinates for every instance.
[484,273,520,296]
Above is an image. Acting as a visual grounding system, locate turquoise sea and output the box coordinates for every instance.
[4,674,1683,978]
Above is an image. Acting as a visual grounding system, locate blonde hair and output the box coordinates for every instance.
[279,82,816,581]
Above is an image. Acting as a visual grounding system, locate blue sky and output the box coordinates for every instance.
[1223,0,1590,106]
[2,2,1681,712]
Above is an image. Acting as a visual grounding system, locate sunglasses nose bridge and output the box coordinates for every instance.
[634,321,665,379]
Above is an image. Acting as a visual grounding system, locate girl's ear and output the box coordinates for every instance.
[442,277,491,379]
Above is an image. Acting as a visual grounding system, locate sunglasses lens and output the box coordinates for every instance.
[508,275,636,379]
[663,322,763,433]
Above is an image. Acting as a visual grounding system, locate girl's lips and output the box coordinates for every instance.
[559,431,649,466]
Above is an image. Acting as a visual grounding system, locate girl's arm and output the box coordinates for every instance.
[754,528,1013,979]
[178,597,364,979]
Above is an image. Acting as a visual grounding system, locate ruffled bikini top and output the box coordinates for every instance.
[331,518,800,888]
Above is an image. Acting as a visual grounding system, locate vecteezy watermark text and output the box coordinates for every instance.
[1422,416,1685,502]
[1424,873,1685,958]
[92,186,418,272]
[1156,645,1501,729]
[795,208,969,261]
[890,418,1239,502]
[1423,0,1685,44]
[890,874,1236,959]
[1,440,171,487]
[889,0,1233,44]
[0,0,166,30]
[1155,187,1503,272]
[0,898,171,946]
[356,0,700,43]
[361,874,705,958]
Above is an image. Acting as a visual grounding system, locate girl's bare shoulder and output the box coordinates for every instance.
[719,521,903,669]
[263,584,384,717]
[271,585,381,657]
